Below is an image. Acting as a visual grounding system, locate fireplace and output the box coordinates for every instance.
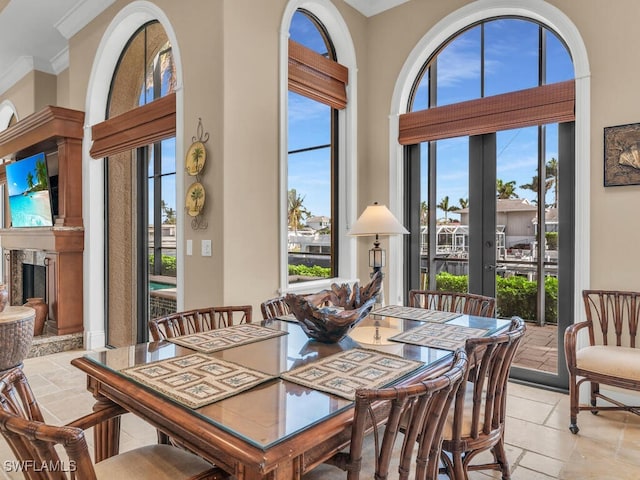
[22,264,46,303]
[6,249,49,332]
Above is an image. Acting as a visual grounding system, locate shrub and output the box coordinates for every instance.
[432,272,559,324]
[435,272,468,293]
[149,254,177,276]
[545,232,558,250]
[288,264,331,278]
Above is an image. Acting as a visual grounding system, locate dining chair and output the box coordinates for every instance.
[260,296,291,320]
[149,305,252,341]
[564,290,640,434]
[321,349,468,480]
[440,316,526,480]
[0,366,228,480]
[408,290,496,318]
[148,305,251,454]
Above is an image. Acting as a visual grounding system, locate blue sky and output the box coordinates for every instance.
[288,16,574,221]
[6,152,47,197]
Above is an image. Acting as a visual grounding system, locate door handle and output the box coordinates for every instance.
[484,264,496,271]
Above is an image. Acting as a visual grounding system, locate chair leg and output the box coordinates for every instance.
[568,373,579,434]
[590,381,600,414]
[450,451,467,480]
[492,440,511,480]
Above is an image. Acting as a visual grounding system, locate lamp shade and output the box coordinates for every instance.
[348,202,409,236]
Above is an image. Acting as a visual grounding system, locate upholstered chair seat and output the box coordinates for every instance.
[575,346,640,381]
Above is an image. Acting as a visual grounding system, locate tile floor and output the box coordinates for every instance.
[1,349,639,479]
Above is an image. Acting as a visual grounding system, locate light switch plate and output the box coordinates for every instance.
[201,239,212,257]
[186,239,192,256]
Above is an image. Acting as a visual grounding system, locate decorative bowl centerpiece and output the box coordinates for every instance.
[284,271,382,343]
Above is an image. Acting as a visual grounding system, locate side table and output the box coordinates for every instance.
[0,306,36,373]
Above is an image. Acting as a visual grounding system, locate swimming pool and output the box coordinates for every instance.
[149,281,175,291]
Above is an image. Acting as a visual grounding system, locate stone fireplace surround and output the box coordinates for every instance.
[7,249,47,311]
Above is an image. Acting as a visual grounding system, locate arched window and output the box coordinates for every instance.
[100,21,177,346]
[285,8,350,288]
[401,17,575,388]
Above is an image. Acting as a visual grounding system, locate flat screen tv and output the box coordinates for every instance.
[6,152,54,227]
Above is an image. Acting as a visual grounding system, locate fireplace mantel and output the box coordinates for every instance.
[0,227,83,252]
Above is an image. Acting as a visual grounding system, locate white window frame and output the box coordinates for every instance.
[279,0,358,294]
[388,0,590,309]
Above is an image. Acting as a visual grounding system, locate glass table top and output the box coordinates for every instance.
[82,314,511,449]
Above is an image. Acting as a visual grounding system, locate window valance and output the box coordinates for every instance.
[398,80,575,145]
[90,93,176,158]
[288,39,348,110]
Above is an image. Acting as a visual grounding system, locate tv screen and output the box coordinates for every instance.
[6,152,54,227]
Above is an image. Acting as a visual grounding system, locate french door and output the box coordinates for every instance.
[405,122,574,389]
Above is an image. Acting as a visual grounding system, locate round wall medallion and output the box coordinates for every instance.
[186,182,206,217]
[186,141,206,176]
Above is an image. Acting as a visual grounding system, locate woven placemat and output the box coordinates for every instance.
[280,348,423,400]
[121,353,276,408]
[371,305,461,323]
[168,324,288,353]
[388,322,488,351]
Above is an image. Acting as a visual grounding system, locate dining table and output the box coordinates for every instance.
[71,309,510,480]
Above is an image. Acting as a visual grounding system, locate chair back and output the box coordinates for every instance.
[149,305,252,341]
[448,317,525,444]
[0,367,96,479]
[582,290,640,348]
[408,290,496,318]
[342,349,467,480]
[260,296,290,320]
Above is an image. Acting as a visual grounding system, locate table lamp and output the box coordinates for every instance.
[348,202,409,305]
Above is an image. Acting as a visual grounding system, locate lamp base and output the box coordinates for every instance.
[371,269,385,308]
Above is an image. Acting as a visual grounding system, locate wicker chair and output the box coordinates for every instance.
[408,290,496,318]
[149,305,252,341]
[440,317,525,480]
[0,367,228,480]
[564,290,640,434]
[322,349,468,480]
[260,296,291,320]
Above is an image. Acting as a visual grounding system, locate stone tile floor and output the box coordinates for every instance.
[514,322,558,373]
[1,349,638,479]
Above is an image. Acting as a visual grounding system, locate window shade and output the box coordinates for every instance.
[90,93,176,158]
[288,39,348,110]
[398,80,575,145]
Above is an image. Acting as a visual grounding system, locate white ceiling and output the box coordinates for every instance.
[0,0,406,97]
[0,0,114,95]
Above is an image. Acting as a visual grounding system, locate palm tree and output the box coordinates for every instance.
[35,159,48,190]
[496,179,518,199]
[190,186,204,210]
[519,175,553,204]
[437,196,458,222]
[288,189,310,231]
[546,157,558,208]
[420,201,428,226]
[26,171,34,190]
[458,197,469,209]
[191,145,204,173]
[164,207,177,224]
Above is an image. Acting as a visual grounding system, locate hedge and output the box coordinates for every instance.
[435,272,558,324]
[149,254,177,276]
[288,264,331,278]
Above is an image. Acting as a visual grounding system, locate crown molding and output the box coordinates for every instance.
[344,0,410,17]
[55,0,115,39]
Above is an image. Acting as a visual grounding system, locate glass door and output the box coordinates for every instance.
[406,122,574,389]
